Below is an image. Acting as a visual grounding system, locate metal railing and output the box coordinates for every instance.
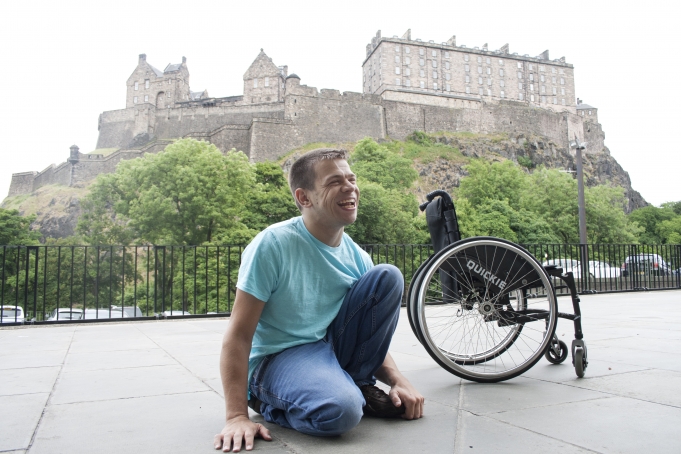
[1,243,679,324]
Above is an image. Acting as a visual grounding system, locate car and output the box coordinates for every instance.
[588,261,621,279]
[161,310,192,317]
[47,308,84,321]
[621,254,673,277]
[0,305,25,324]
[110,305,145,318]
[542,258,585,278]
[83,308,125,320]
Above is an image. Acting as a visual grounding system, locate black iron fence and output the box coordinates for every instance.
[1,243,679,324]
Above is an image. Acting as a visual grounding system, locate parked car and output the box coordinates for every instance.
[161,310,192,317]
[47,308,84,321]
[621,254,673,277]
[110,305,145,318]
[542,258,586,278]
[0,305,25,324]
[83,308,125,320]
[588,261,621,279]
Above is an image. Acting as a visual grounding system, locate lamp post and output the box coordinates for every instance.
[570,134,588,289]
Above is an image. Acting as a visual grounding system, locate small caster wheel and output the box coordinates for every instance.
[545,340,568,364]
[574,346,587,378]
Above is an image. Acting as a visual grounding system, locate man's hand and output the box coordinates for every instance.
[214,415,272,452]
[388,378,424,420]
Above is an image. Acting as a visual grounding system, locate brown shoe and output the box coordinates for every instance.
[360,384,406,418]
[248,396,263,415]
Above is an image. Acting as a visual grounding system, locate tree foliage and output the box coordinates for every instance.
[0,208,40,245]
[628,203,681,244]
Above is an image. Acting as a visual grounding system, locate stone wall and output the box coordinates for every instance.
[8,172,36,196]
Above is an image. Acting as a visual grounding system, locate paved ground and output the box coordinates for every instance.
[1,290,680,454]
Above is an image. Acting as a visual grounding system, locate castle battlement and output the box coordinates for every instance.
[9,32,603,199]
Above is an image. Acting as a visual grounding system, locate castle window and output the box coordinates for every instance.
[405,47,410,53]
[445,73,451,80]
[530,84,534,91]
[432,60,437,68]
[539,65,545,72]
[478,77,483,84]
[395,78,401,85]
[145,79,149,89]
[589,110,592,115]
[168,79,172,84]
[405,68,411,76]
[420,59,425,66]
[517,62,522,69]
[487,78,492,86]
[529,64,533,70]
[499,69,504,77]
[420,69,425,77]
[395,67,401,75]
[254,78,258,88]
[477,67,482,74]
[434,82,438,90]
[540,74,545,82]
[464,54,469,61]
[486,57,490,64]
[446,84,451,91]
[500,80,505,87]
[465,64,470,72]
[445,61,450,70]
[466,86,471,94]
[395,55,400,63]
[405,57,411,64]
[542,96,546,103]
[560,78,565,85]
[265,77,269,86]
[465,75,470,83]
[519,82,523,89]
[395,45,400,52]
[541,85,545,93]
[144,95,148,102]
[419,48,425,56]
[487,67,491,75]
[517,72,522,79]
[405,79,411,87]
[519,93,524,100]
[420,80,425,88]
[500,90,505,98]
[529,74,534,81]
[134,82,139,91]
[167,92,171,98]
[552,67,556,74]
[561,88,565,95]
[553,87,557,94]
[432,50,437,57]
[559,68,565,75]
[562,98,566,105]
[479,87,484,95]
[433,71,438,79]
[133,96,138,103]
[552,77,556,84]
[531,94,535,102]
[445,52,449,58]
[553,97,557,104]
[487,88,492,96]
[477,56,482,63]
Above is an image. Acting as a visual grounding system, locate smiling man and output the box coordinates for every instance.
[214,148,424,452]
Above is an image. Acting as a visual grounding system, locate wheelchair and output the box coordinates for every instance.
[407,190,588,382]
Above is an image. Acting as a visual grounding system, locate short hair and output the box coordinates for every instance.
[288,148,349,211]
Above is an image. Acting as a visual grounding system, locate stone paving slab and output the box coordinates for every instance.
[0,289,679,453]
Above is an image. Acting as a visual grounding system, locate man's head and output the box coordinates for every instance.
[288,148,359,229]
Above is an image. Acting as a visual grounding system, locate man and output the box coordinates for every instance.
[214,148,424,452]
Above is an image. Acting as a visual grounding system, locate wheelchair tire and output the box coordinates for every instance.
[407,254,434,346]
[411,237,558,383]
[545,340,569,364]
[574,347,586,378]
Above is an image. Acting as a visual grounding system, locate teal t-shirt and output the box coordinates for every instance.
[236,216,374,385]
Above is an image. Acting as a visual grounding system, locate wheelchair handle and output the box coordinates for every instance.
[420,190,454,212]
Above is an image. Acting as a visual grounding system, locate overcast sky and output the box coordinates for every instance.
[1,0,678,207]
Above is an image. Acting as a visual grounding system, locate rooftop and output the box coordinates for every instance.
[2,290,680,453]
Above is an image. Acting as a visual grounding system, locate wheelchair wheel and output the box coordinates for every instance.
[545,339,569,364]
[412,237,557,383]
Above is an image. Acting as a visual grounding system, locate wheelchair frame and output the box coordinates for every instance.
[407,190,588,382]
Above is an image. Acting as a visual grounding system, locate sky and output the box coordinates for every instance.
[1,0,679,207]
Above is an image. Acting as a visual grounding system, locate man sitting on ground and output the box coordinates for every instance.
[214,148,424,452]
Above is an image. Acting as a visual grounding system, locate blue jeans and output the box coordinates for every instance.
[249,264,404,436]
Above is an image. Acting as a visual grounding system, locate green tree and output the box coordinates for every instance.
[351,138,418,190]
[458,159,527,210]
[241,162,299,234]
[628,205,676,244]
[0,208,40,245]
[78,139,254,245]
[659,217,681,243]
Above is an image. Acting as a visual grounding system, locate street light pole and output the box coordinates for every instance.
[571,134,588,244]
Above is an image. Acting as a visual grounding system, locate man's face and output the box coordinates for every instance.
[305,159,359,229]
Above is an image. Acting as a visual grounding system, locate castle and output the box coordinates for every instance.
[8,29,604,197]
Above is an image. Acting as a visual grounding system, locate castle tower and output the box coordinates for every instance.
[125,54,192,108]
[243,50,286,104]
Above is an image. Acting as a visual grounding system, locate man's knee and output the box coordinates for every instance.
[310,391,364,436]
[370,264,404,291]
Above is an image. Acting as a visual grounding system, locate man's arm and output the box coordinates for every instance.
[374,352,425,420]
[214,289,272,452]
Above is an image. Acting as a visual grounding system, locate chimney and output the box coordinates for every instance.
[500,44,509,54]
[447,35,456,47]
[69,145,80,163]
[139,54,146,63]
[402,29,411,40]
[182,56,186,64]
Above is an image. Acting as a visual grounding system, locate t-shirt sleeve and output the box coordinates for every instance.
[236,230,281,303]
